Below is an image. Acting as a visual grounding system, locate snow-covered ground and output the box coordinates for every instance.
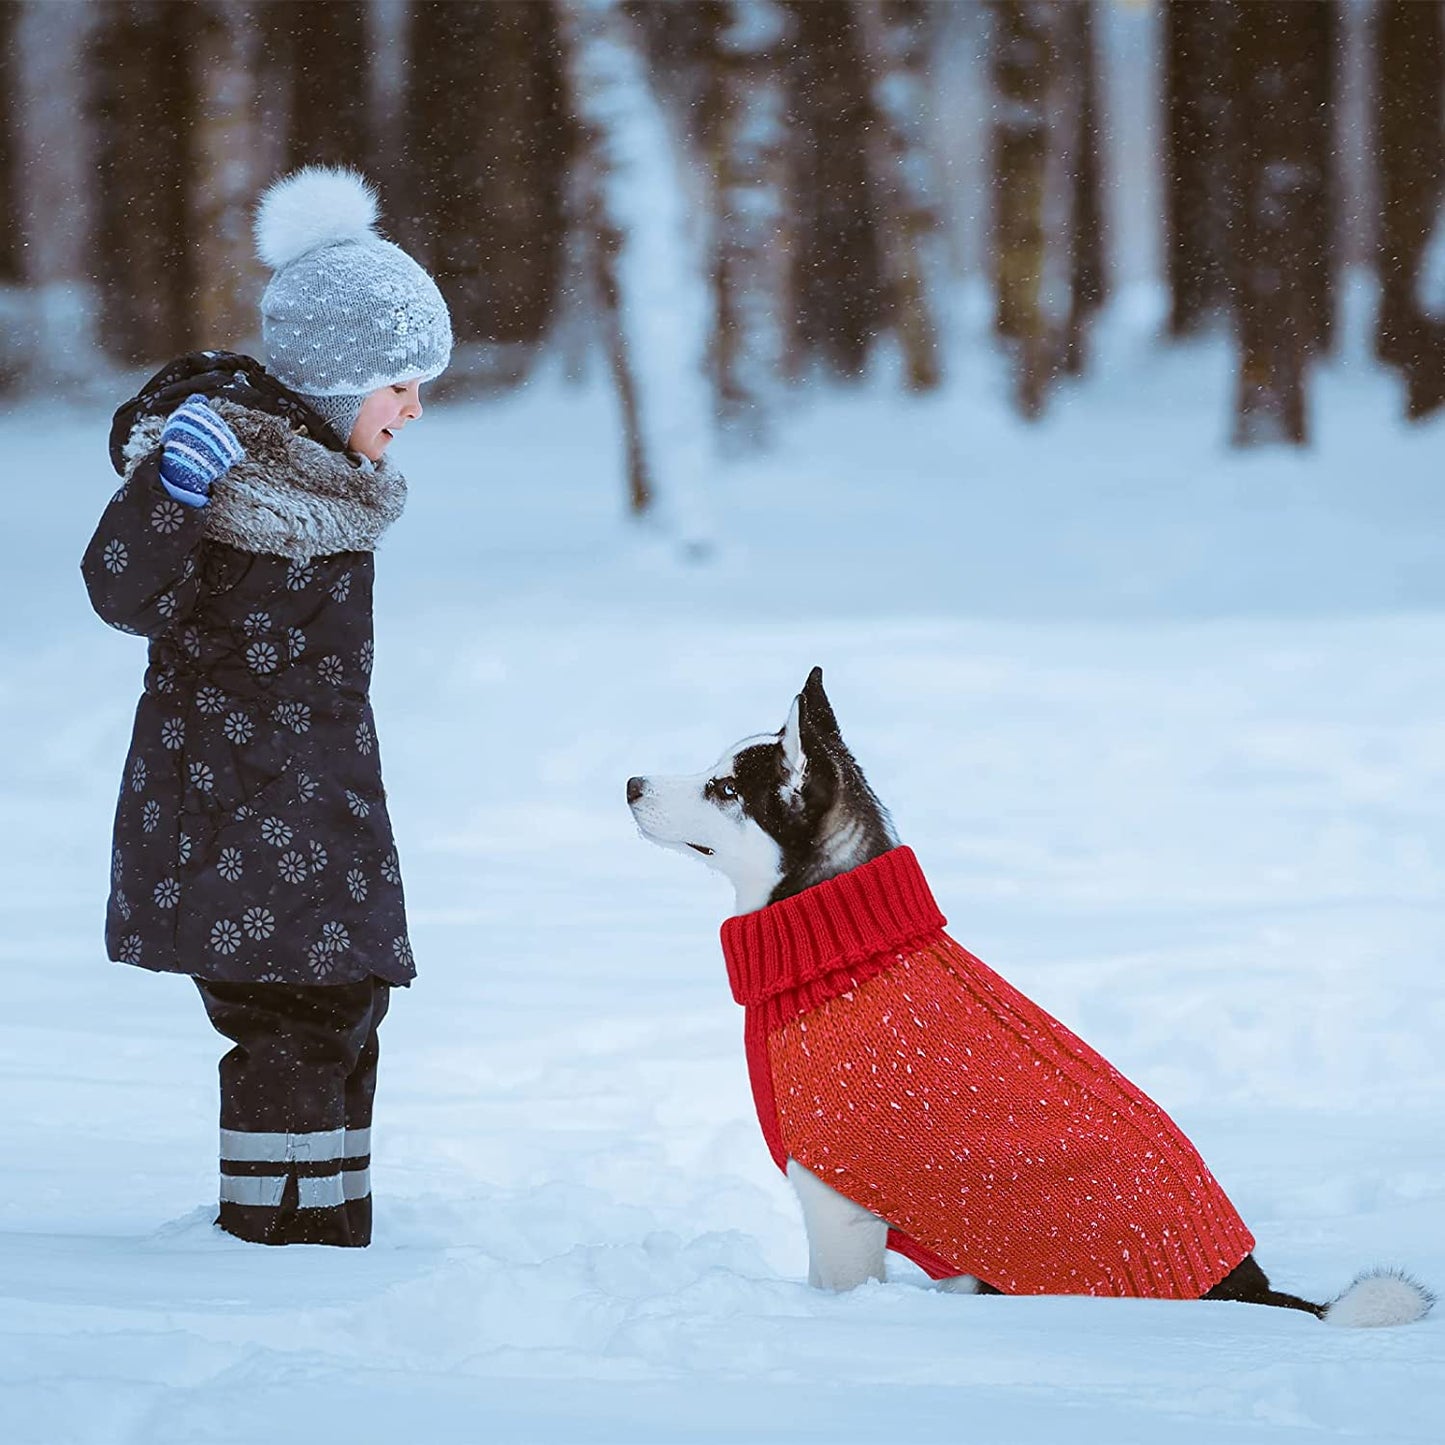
[4,290,1444,1442]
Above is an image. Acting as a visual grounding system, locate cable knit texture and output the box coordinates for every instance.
[720,847,1255,1298]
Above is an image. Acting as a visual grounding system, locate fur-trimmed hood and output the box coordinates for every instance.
[122,402,407,562]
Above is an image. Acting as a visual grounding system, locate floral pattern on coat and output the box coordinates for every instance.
[81,407,415,987]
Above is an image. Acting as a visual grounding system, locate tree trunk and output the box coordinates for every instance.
[13,0,103,388]
[709,0,792,444]
[1063,0,1106,375]
[91,1,196,366]
[190,0,263,348]
[853,0,943,393]
[1375,0,1445,417]
[0,1,19,286]
[1230,2,1335,447]
[782,0,884,380]
[405,0,569,369]
[1162,0,1238,337]
[990,0,1061,420]
[264,0,370,173]
[557,0,715,546]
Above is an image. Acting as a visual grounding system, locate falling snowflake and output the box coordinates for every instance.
[154,878,181,908]
[330,572,352,603]
[320,920,351,954]
[260,817,293,848]
[222,711,254,745]
[278,850,308,884]
[102,539,128,574]
[246,641,279,675]
[160,717,185,750]
[308,840,329,872]
[151,499,186,536]
[242,906,276,940]
[346,867,368,902]
[196,685,227,715]
[345,790,369,818]
[242,611,272,636]
[210,919,243,955]
[188,761,214,791]
[318,655,345,685]
[142,799,162,833]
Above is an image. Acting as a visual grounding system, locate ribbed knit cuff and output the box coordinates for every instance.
[720,847,946,1008]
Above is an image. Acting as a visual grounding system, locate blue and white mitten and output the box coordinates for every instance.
[158,396,243,508]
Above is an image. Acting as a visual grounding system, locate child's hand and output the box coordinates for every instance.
[158,395,244,506]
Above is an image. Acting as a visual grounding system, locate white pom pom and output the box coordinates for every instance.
[254,166,380,270]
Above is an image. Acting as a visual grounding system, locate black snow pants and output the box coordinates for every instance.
[195,975,391,1247]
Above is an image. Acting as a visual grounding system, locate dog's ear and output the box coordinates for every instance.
[799,666,844,753]
[780,691,807,789]
[781,666,842,794]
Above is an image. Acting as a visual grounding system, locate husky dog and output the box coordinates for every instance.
[627,668,1433,1326]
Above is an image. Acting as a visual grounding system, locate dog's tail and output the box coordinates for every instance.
[1321,1268,1435,1329]
[1209,1256,1433,1326]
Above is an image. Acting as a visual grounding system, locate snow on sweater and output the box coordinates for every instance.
[719,846,1255,1298]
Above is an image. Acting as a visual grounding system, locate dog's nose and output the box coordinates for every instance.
[626,776,645,805]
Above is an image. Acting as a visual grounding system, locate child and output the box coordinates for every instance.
[81,167,452,1246]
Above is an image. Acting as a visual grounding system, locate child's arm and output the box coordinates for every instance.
[81,398,242,637]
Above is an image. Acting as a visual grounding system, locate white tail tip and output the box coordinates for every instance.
[1323,1269,1434,1328]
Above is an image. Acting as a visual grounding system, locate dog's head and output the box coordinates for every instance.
[628,667,897,915]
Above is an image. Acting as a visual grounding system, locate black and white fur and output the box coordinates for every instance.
[628,667,1433,1326]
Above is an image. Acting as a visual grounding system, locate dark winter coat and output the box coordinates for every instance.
[82,354,416,987]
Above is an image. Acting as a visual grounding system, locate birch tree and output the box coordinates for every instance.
[558,0,714,550]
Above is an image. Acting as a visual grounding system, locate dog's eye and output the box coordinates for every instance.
[708,777,738,802]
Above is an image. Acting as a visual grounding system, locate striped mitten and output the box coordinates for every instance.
[158,395,243,507]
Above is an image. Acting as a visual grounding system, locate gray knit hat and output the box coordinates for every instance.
[254,167,452,443]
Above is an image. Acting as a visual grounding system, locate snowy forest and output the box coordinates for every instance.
[4,4,1445,1444]
[4,1,1445,488]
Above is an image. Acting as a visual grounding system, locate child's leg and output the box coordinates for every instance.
[194,976,385,1246]
[340,979,390,1244]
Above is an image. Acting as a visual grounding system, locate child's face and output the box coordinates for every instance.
[348,380,424,462]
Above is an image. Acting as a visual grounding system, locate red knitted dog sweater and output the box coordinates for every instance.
[720,847,1255,1298]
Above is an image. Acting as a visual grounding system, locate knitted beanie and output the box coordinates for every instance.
[254,167,452,444]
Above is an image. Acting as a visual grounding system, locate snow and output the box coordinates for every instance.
[3,282,1444,1442]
